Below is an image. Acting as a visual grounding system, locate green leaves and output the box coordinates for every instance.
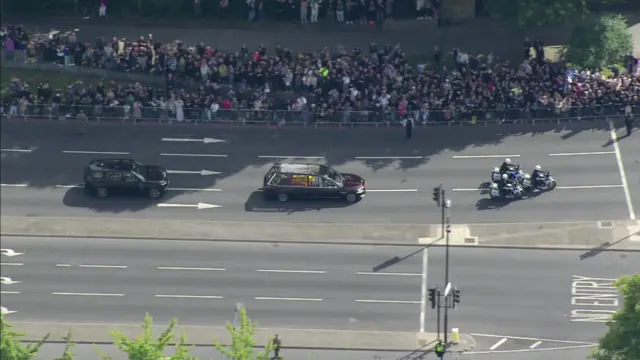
[0,313,50,360]
[590,274,640,360]
[487,0,626,27]
[565,14,633,69]
[213,307,275,360]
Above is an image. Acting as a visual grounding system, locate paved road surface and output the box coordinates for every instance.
[1,236,636,343]
[1,121,637,224]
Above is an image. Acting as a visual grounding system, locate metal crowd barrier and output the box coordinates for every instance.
[1,103,636,127]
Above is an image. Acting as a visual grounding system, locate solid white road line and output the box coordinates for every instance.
[0,291,21,294]
[355,300,421,304]
[255,297,323,302]
[160,153,228,158]
[367,189,419,193]
[52,292,124,297]
[452,185,623,191]
[0,184,28,187]
[357,272,421,276]
[257,155,325,159]
[490,338,508,350]
[609,119,636,220]
[157,266,226,271]
[1,148,33,153]
[56,264,128,269]
[55,184,223,192]
[62,150,130,155]
[355,156,424,160]
[549,151,615,156]
[256,269,326,274]
[530,341,542,349]
[453,154,520,159]
[155,295,223,299]
[0,263,24,266]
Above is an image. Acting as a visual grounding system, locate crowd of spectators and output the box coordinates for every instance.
[2,24,639,124]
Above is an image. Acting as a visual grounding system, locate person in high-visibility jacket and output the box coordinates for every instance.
[434,340,446,359]
[318,67,329,78]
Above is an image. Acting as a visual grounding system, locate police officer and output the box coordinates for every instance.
[76,110,87,135]
[404,116,414,140]
[624,104,634,137]
[434,339,446,359]
[272,334,282,359]
[531,165,548,187]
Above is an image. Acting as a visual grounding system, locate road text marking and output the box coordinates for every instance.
[255,297,323,302]
[549,151,615,156]
[62,150,130,155]
[155,295,223,299]
[157,202,221,210]
[357,272,421,276]
[157,267,226,271]
[608,120,636,220]
[355,300,420,304]
[570,275,619,323]
[160,153,228,158]
[52,292,124,297]
[256,269,326,274]
[453,155,521,159]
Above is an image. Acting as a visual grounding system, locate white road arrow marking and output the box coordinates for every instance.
[162,137,226,144]
[0,249,24,257]
[0,277,21,285]
[166,170,221,176]
[1,306,16,315]
[157,202,221,209]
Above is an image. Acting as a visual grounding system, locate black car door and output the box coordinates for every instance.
[121,171,143,195]
[319,177,341,198]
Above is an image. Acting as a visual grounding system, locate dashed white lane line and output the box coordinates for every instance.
[157,266,226,271]
[530,341,542,349]
[255,297,323,302]
[1,291,21,294]
[490,338,508,350]
[55,184,223,192]
[367,189,419,193]
[52,292,124,297]
[256,269,326,274]
[1,148,33,153]
[453,154,521,159]
[609,119,636,220]
[56,264,128,269]
[356,272,421,277]
[549,151,615,156]
[155,295,223,299]
[0,263,24,266]
[0,184,28,187]
[160,153,228,158]
[355,156,424,160]
[452,185,623,191]
[355,300,420,304]
[62,150,130,155]
[257,156,325,159]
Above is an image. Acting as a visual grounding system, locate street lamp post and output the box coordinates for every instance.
[443,199,451,346]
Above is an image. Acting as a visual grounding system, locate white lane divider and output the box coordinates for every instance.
[1,291,20,294]
[157,267,226,271]
[367,189,418,193]
[161,137,225,144]
[166,169,221,176]
[55,184,223,192]
[1,148,33,153]
[255,297,323,302]
[453,154,521,159]
[452,185,623,191]
[258,155,325,160]
[155,295,224,299]
[489,338,508,350]
[256,269,326,274]
[62,150,130,155]
[609,119,636,221]
[52,292,124,297]
[56,264,128,269]
[549,151,615,156]
[355,299,420,304]
[355,156,424,160]
[160,153,228,158]
[356,272,420,276]
[0,184,28,187]
[0,263,23,266]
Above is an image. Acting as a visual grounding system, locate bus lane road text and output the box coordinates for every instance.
[570,275,620,323]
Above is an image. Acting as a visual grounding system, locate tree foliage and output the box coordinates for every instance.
[99,313,193,360]
[487,0,625,27]
[590,274,640,360]
[213,307,274,360]
[565,14,633,69]
[0,313,50,360]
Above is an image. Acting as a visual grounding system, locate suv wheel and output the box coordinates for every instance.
[277,193,288,202]
[148,188,162,199]
[96,187,108,198]
[346,193,357,203]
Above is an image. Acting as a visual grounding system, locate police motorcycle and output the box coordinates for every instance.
[489,174,525,200]
[491,159,520,182]
[527,165,557,191]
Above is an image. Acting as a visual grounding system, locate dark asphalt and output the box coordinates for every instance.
[1,121,636,224]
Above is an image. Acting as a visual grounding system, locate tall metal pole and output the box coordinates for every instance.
[436,289,441,340]
[443,204,451,347]
[419,248,428,332]
[440,188,446,237]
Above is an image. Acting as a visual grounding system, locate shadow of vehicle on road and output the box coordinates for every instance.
[244,190,355,213]
[475,197,510,211]
[62,186,162,212]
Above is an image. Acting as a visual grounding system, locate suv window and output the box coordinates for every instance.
[122,172,139,183]
[106,171,122,181]
[90,171,104,179]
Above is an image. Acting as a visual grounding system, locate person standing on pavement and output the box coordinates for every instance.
[76,110,87,135]
[272,334,282,359]
[404,116,414,139]
[624,103,634,137]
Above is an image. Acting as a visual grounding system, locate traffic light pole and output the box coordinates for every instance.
[443,204,451,347]
[436,289,441,340]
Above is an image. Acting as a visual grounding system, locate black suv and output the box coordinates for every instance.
[84,159,169,199]
[262,162,366,203]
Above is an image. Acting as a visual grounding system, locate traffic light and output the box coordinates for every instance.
[453,288,461,308]
[428,287,437,308]
[432,185,441,206]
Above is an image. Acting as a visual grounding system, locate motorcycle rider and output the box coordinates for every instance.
[499,173,516,195]
[531,165,548,187]
[499,158,518,174]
